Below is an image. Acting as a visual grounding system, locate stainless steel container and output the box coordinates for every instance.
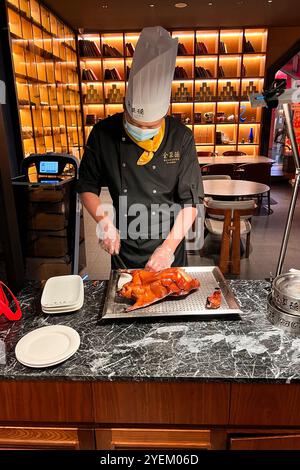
[272,272,300,315]
[267,293,300,335]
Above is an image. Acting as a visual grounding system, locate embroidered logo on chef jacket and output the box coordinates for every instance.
[163,150,180,164]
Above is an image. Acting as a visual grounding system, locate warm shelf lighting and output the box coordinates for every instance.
[196,57,217,61]
[125,35,140,40]
[218,79,240,83]
[82,81,102,85]
[196,33,218,37]
[173,33,194,38]
[104,82,125,87]
[245,32,267,36]
[80,59,101,63]
[216,123,237,126]
[220,32,243,37]
[172,79,194,83]
[171,102,193,106]
[80,36,100,40]
[176,57,193,62]
[239,123,260,126]
[241,77,263,80]
[219,57,241,61]
[102,58,124,61]
[101,36,123,41]
[243,55,265,60]
[218,101,240,105]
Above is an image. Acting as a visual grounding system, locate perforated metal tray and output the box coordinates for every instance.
[101,266,242,320]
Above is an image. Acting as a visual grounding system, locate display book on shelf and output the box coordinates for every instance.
[78,28,267,156]
[7,0,84,158]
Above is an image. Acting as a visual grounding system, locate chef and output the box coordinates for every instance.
[77,26,204,271]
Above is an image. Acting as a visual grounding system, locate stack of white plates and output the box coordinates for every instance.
[15,325,80,368]
[41,275,84,314]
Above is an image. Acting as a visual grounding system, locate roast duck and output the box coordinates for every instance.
[118,268,200,312]
[206,287,222,309]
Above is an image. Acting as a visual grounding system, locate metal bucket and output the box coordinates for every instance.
[272,272,300,315]
[267,293,300,335]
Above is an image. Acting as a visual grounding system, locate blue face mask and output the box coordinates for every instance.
[124,119,160,141]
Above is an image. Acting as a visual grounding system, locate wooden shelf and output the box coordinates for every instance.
[78,28,267,154]
[8,1,76,53]
[102,56,124,59]
[80,56,102,60]
[15,73,47,85]
[8,0,83,158]
[81,80,103,83]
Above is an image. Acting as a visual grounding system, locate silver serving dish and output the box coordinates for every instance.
[101,266,242,320]
[272,272,300,316]
[267,293,300,335]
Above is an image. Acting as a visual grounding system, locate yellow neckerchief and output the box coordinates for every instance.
[124,118,165,165]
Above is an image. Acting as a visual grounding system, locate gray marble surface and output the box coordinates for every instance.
[1,279,300,383]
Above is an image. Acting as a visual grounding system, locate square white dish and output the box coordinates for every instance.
[41,275,84,311]
[42,297,84,314]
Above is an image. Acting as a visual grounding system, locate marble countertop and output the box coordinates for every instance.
[1,279,300,383]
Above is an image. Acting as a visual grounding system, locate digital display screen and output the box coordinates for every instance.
[39,161,59,174]
[40,179,60,184]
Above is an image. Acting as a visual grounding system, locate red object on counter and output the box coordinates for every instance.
[0,281,22,321]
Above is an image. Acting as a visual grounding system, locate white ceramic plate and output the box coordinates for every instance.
[42,297,84,314]
[117,273,133,290]
[41,275,84,308]
[15,325,80,368]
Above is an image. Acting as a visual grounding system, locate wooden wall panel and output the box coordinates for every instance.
[230,383,300,426]
[0,381,93,423]
[230,434,300,450]
[93,381,230,425]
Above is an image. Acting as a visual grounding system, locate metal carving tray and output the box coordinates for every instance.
[101,266,242,320]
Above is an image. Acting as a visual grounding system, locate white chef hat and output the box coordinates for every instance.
[125,26,178,123]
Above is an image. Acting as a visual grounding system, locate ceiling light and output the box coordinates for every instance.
[268,0,272,3]
[208,2,213,5]
[101,3,108,8]
[174,2,188,8]
[149,3,155,6]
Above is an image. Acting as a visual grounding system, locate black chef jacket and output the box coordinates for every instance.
[77,112,204,269]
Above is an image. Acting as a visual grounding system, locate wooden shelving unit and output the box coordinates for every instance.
[7,0,84,158]
[78,28,268,156]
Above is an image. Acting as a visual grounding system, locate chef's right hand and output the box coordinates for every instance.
[96,216,120,255]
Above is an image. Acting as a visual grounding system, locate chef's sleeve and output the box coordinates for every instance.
[77,126,103,196]
[177,128,204,206]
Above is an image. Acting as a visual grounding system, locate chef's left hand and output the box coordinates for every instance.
[145,244,175,272]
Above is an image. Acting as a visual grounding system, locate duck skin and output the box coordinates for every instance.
[206,287,222,309]
[118,268,200,312]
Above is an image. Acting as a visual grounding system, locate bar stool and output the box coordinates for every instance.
[203,199,257,274]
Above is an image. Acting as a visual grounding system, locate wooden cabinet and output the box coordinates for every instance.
[1,380,300,450]
[230,434,300,450]
[0,426,94,450]
[0,381,93,423]
[230,383,300,426]
[92,381,230,425]
[95,428,226,450]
